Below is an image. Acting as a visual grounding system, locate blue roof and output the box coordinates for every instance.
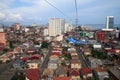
[67,38,87,44]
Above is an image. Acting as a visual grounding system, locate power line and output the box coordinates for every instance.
[74,0,78,27]
[44,0,69,18]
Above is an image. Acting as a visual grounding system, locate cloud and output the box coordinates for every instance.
[0,12,5,19]
[0,0,120,24]
[4,13,23,22]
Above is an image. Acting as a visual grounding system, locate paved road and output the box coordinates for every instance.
[40,47,52,74]
[0,60,13,75]
[0,60,16,80]
[76,46,90,68]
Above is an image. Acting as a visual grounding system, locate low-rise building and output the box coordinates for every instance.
[48,60,58,70]
[88,57,103,68]
[53,77,70,80]
[80,67,93,80]
[13,60,24,69]
[69,69,81,80]
[25,69,39,80]
[93,67,109,80]
[71,60,81,69]
[27,60,39,69]
[108,66,120,80]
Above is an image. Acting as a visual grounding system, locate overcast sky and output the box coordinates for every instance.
[0,0,120,25]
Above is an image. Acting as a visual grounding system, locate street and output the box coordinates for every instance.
[40,47,52,75]
[75,46,90,68]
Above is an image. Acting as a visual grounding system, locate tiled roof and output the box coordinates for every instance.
[51,52,61,56]
[21,57,29,62]
[44,69,53,75]
[25,69,39,80]
[71,59,81,64]
[50,55,59,58]
[105,49,115,53]
[80,67,92,75]
[27,48,36,53]
[55,66,67,75]
[54,77,70,80]
[71,55,79,59]
[30,54,41,60]
[69,69,80,76]
[94,67,107,72]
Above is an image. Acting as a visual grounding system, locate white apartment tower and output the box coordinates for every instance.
[48,18,64,36]
[106,16,114,29]
[43,27,48,36]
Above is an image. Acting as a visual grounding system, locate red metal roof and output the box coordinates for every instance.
[105,49,116,53]
[80,67,92,75]
[69,69,80,76]
[51,52,60,56]
[25,69,39,80]
[21,57,29,62]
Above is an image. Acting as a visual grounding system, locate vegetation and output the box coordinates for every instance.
[61,61,66,66]
[91,49,107,59]
[41,41,50,48]
[77,26,82,31]
[0,46,11,55]
[62,46,69,53]
[9,40,14,49]
[60,47,71,60]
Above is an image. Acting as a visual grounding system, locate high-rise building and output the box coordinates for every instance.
[48,18,64,36]
[43,27,48,36]
[95,31,105,43]
[0,31,6,45]
[12,23,21,31]
[106,16,114,29]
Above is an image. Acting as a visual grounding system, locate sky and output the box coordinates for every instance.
[0,0,120,25]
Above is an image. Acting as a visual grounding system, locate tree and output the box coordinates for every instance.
[91,49,107,59]
[9,41,14,49]
[41,41,49,48]
[78,26,82,31]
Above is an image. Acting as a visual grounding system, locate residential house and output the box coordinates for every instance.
[69,69,81,80]
[48,60,58,70]
[52,50,62,55]
[0,56,10,63]
[13,60,24,69]
[71,55,79,60]
[27,48,36,54]
[0,52,14,63]
[88,57,103,68]
[80,67,93,80]
[70,52,78,56]
[54,77,70,80]
[108,66,120,80]
[49,55,59,61]
[27,60,39,69]
[13,47,23,54]
[55,66,68,77]
[42,69,54,80]
[68,47,76,52]
[83,49,91,56]
[0,43,4,51]
[23,42,33,48]
[51,52,61,57]
[71,60,81,69]
[25,69,39,80]
[53,47,62,51]
[93,67,109,80]
[30,54,41,60]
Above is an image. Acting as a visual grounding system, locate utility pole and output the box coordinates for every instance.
[74,0,78,27]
